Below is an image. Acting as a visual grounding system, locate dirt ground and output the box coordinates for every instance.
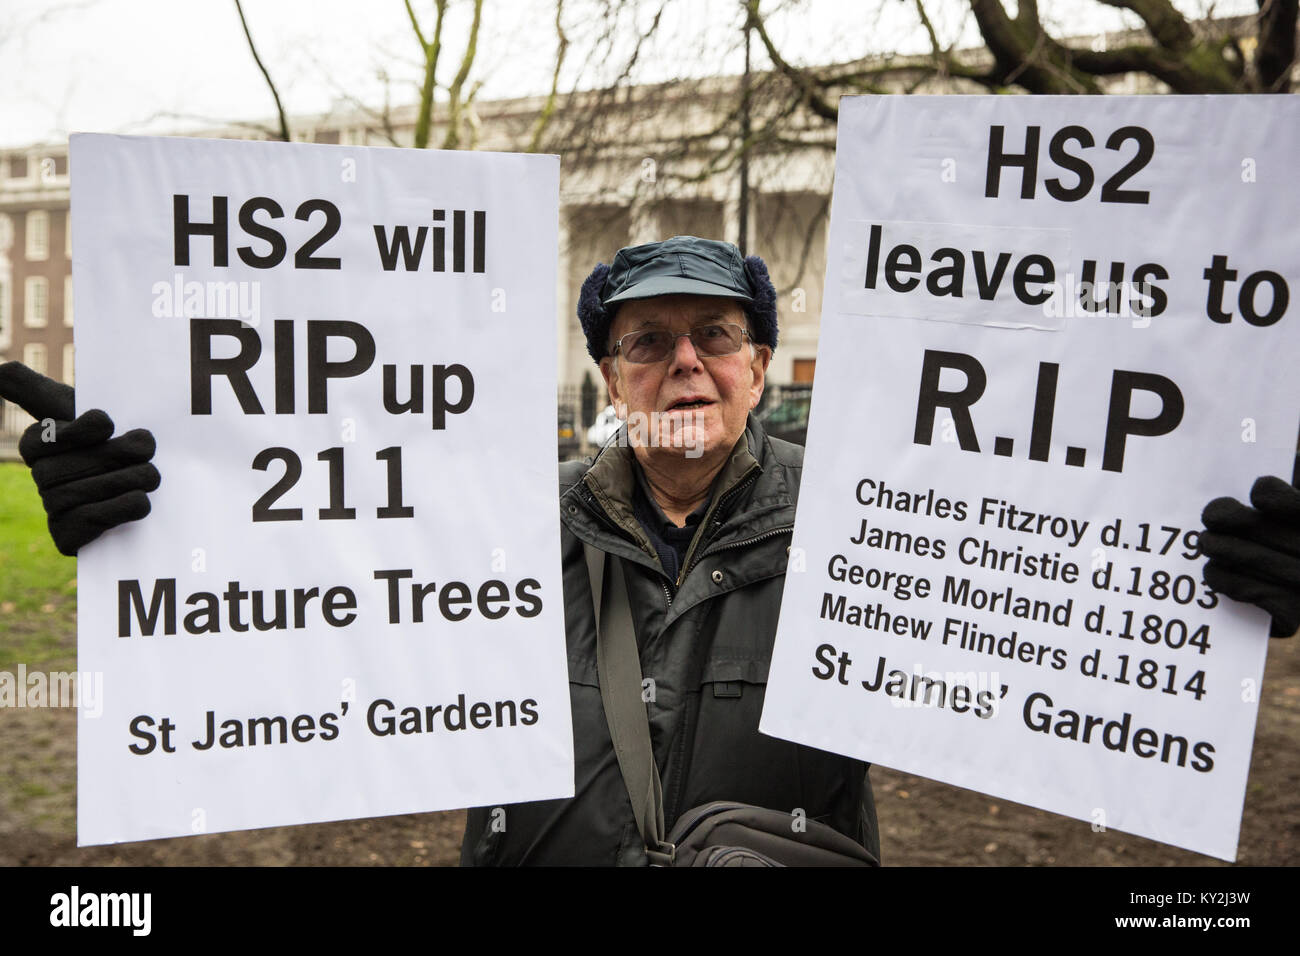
[1,603,1295,867]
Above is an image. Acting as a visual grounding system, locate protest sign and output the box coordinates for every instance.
[760,96,1300,860]
[70,134,572,845]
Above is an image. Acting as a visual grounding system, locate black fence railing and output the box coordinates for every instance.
[0,401,34,461]
[755,383,813,415]
[754,383,813,445]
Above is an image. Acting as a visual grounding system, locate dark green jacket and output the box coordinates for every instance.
[460,414,879,865]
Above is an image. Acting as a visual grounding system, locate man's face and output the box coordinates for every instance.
[598,294,771,461]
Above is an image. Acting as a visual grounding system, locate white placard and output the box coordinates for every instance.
[71,134,573,846]
[760,96,1300,861]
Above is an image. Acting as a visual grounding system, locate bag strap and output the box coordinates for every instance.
[584,542,674,865]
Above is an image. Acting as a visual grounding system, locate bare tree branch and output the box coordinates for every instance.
[785,192,829,296]
[375,70,405,146]
[542,0,673,167]
[404,0,428,50]
[413,0,447,149]
[747,0,839,120]
[529,0,570,152]
[233,0,291,141]
[0,0,98,57]
[1256,0,1298,92]
[443,0,484,149]
[1095,0,1195,52]
[295,46,407,147]
[968,0,1099,92]
[465,79,484,149]
[120,109,284,141]
[914,0,945,59]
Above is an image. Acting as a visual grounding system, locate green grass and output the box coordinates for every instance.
[0,463,77,668]
[17,780,54,799]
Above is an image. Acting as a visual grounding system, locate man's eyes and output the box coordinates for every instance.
[636,325,723,343]
[635,330,670,347]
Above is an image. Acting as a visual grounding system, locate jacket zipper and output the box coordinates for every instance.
[703,524,793,556]
[577,486,677,606]
[677,471,760,584]
[577,478,791,604]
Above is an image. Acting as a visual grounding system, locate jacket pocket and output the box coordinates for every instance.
[682,657,865,842]
[700,657,768,693]
[678,658,795,813]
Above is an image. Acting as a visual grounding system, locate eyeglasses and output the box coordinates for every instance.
[612,323,753,364]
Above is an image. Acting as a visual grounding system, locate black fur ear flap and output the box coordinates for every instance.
[743,255,778,351]
[578,262,612,362]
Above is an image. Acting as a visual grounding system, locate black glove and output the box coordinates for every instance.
[1201,465,1300,638]
[0,362,159,556]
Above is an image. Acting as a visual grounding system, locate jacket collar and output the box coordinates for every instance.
[576,413,792,581]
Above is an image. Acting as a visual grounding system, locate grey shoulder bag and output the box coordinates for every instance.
[583,542,879,867]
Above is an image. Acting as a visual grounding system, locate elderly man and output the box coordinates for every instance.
[460,236,879,865]
[1,234,1297,866]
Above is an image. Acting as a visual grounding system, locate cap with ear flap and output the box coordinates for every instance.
[577,235,778,363]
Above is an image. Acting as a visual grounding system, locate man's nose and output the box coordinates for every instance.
[667,331,702,368]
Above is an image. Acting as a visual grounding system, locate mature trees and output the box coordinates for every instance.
[233,0,491,149]
[747,0,1297,119]
[227,1,1295,285]
[530,0,1295,272]
[233,0,292,141]
[539,1,1296,159]
[405,0,485,149]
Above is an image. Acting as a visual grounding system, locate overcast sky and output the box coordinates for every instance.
[0,0,1255,148]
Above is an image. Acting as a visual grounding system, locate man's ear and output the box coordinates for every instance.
[748,345,772,409]
[599,357,627,418]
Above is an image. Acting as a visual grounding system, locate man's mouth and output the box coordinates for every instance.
[667,398,714,411]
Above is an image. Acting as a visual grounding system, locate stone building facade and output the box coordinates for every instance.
[1,12,1287,438]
